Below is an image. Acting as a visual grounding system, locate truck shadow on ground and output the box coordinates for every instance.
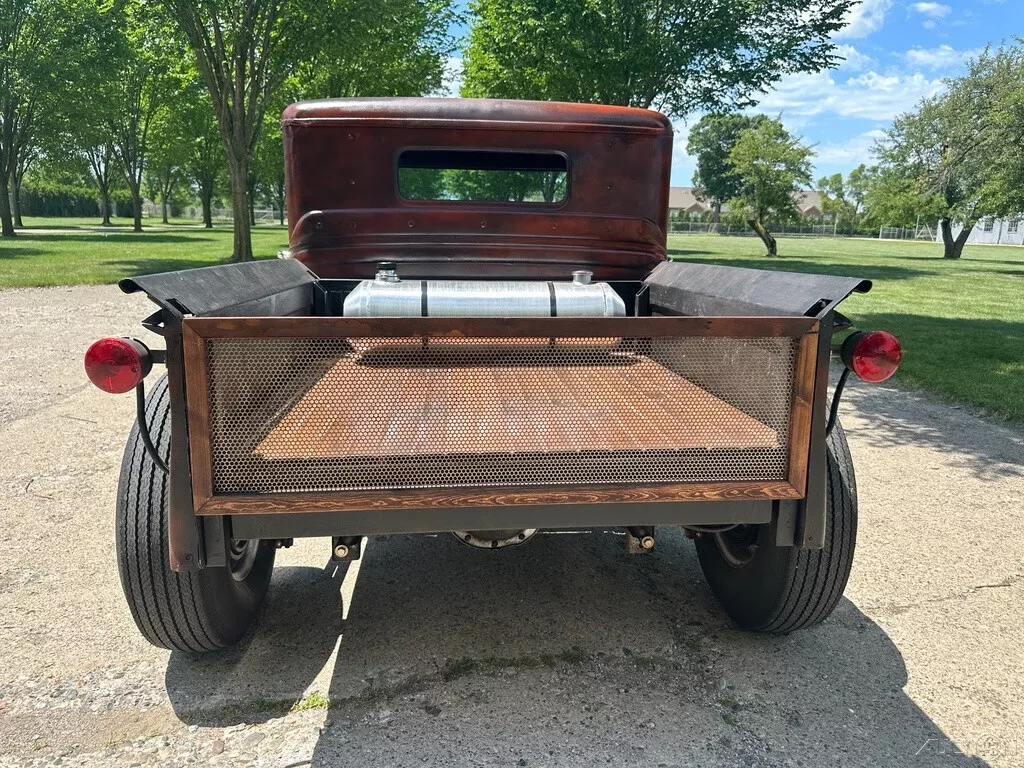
[165,529,988,766]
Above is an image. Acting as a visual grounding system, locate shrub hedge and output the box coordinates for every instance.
[19,182,134,217]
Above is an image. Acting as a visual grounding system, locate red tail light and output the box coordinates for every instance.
[84,338,152,394]
[841,330,902,383]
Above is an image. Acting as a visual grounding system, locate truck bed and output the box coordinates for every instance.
[183,315,817,512]
[256,349,779,460]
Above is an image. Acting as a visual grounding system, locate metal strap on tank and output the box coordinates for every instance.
[420,281,428,317]
[547,282,557,316]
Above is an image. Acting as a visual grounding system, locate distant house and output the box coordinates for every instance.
[935,217,1024,246]
[668,187,825,219]
[793,191,824,218]
[668,187,712,215]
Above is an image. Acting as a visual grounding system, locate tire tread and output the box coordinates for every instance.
[761,422,857,633]
[695,420,858,634]
[116,378,220,652]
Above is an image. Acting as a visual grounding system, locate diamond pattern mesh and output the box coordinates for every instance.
[203,336,798,494]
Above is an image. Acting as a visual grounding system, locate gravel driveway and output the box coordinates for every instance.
[1,285,1021,767]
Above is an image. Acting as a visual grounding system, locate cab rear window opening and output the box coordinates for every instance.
[396,149,569,204]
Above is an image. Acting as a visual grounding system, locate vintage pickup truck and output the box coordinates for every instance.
[85,98,901,652]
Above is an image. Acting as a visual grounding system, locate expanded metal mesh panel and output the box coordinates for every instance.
[204,336,798,494]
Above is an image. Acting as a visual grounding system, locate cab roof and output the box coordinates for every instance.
[282,97,671,134]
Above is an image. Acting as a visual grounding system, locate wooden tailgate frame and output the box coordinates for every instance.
[182,315,819,516]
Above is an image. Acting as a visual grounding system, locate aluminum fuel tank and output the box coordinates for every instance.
[343,265,625,317]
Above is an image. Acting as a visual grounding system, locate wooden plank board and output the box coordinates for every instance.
[786,330,819,496]
[254,351,780,460]
[195,480,803,516]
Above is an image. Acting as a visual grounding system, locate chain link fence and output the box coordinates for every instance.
[143,203,285,224]
[668,221,879,238]
[669,220,940,240]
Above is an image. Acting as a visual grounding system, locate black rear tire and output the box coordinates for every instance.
[115,375,275,652]
[695,421,857,634]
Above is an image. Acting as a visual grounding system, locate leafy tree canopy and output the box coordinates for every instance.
[688,113,769,214]
[0,0,109,234]
[163,0,455,260]
[859,166,945,230]
[297,0,456,99]
[874,43,1024,258]
[727,118,814,256]
[462,0,854,115]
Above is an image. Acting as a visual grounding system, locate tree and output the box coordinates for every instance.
[146,110,189,224]
[860,165,944,230]
[1,0,92,236]
[974,46,1024,227]
[9,141,35,226]
[443,168,565,202]
[816,172,854,227]
[847,164,870,228]
[462,0,853,114]
[103,4,176,232]
[164,0,455,260]
[297,0,454,99]
[54,6,127,228]
[252,113,285,225]
[177,85,224,229]
[84,144,117,226]
[161,1,301,258]
[688,114,769,225]
[727,119,813,257]
[875,45,1024,259]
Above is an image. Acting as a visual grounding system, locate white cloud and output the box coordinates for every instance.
[835,0,893,39]
[757,70,945,122]
[815,130,888,166]
[435,56,463,97]
[911,2,952,17]
[670,117,699,185]
[835,44,876,72]
[905,45,983,70]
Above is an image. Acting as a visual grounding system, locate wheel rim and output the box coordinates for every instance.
[228,539,260,581]
[713,525,759,568]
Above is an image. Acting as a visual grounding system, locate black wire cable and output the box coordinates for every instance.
[135,383,169,474]
[825,368,850,438]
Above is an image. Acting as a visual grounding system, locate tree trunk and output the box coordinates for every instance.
[200,188,213,228]
[747,218,777,256]
[0,176,15,237]
[11,178,23,228]
[228,159,253,261]
[711,201,721,233]
[246,174,256,226]
[98,186,112,226]
[276,175,285,226]
[129,181,143,232]
[940,217,973,260]
[161,193,169,224]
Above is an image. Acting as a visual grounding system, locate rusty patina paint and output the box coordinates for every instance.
[282,98,673,281]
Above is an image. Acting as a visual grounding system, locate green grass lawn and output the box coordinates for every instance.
[0,224,287,287]
[0,221,1020,421]
[17,216,286,229]
[669,234,1024,423]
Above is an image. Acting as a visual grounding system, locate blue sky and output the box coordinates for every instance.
[443,0,1022,186]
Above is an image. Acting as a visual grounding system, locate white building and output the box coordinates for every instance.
[936,217,1024,246]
